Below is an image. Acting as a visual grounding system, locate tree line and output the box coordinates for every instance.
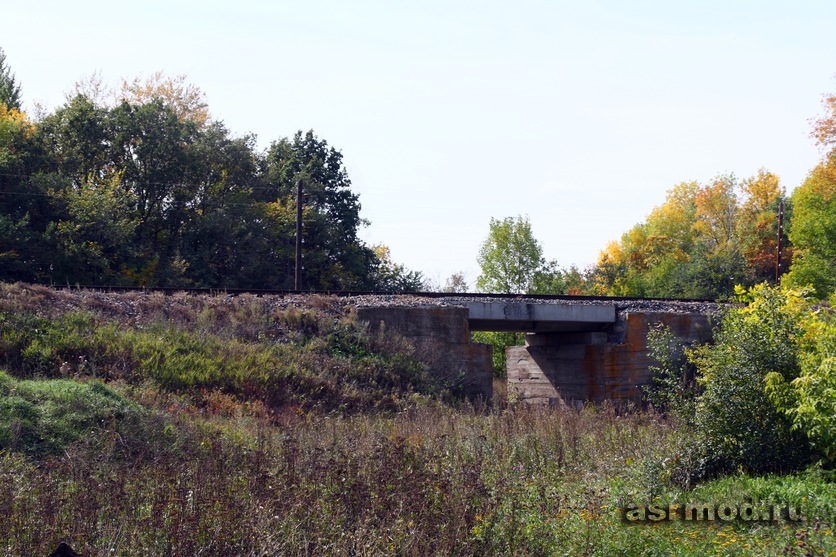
[472,88,836,302]
[0,49,424,291]
[2,43,834,300]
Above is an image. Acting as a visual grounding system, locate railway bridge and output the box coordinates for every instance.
[355,295,717,405]
[53,285,718,406]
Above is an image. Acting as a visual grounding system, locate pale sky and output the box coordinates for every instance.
[4,1,836,288]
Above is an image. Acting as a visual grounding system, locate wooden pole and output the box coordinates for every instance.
[295,179,303,290]
[776,199,784,284]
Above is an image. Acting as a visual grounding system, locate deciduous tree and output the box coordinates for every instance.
[783,157,836,298]
[370,245,425,292]
[119,71,210,128]
[262,130,378,290]
[739,169,788,283]
[476,215,544,294]
[811,89,836,156]
[441,271,469,293]
[693,174,738,253]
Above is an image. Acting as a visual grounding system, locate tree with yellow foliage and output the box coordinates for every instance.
[72,70,211,128]
[693,174,739,253]
[119,71,210,128]
[811,90,836,156]
[0,97,38,280]
[739,169,787,282]
[590,171,786,299]
[782,90,836,299]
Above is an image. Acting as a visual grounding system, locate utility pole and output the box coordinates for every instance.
[775,199,784,284]
[295,179,303,290]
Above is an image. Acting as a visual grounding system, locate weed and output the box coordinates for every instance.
[2,285,834,555]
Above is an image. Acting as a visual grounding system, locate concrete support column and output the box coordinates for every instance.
[507,312,713,406]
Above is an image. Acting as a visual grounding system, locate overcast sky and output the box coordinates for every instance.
[4,1,836,287]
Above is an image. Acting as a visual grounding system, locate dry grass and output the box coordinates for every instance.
[0,402,677,557]
[0,284,437,413]
[5,399,835,556]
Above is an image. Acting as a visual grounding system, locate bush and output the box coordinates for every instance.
[766,295,836,462]
[644,323,699,419]
[681,285,815,481]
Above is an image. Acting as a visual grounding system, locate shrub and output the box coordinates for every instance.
[644,323,699,420]
[766,296,836,462]
[682,285,815,481]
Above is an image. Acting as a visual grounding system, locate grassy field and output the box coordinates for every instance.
[1,283,835,556]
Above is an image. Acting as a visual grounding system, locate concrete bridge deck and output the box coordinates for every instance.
[463,301,616,332]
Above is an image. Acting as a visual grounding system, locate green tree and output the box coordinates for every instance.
[530,259,567,295]
[110,99,199,284]
[48,173,138,284]
[783,156,836,299]
[261,130,377,290]
[36,95,112,183]
[0,212,35,280]
[476,215,545,294]
[36,93,209,286]
[0,101,34,183]
[2,72,397,292]
[472,330,521,379]
[474,215,566,377]
[562,265,590,295]
[175,122,264,288]
[0,101,51,283]
[369,245,425,292]
[0,47,22,111]
[441,271,469,293]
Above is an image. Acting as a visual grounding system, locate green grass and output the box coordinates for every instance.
[0,303,437,412]
[0,369,170,458]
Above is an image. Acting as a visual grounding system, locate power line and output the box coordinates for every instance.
[0,172,358,194]
[0,172,436,211]
[0,189,281,209]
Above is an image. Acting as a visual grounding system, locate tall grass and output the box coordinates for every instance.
[1,283,835,555]
[3,402,834,556]
[0,370,171,458]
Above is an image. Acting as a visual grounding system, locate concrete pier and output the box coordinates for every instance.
[506,312,713,405]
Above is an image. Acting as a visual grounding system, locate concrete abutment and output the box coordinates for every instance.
[355,306,493,400]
